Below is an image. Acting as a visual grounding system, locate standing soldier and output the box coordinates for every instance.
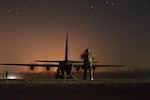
[81,49,94,80]
[5,71,8,79]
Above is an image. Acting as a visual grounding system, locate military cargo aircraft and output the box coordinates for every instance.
[0,33,124,79]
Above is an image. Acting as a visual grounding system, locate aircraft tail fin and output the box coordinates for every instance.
[65,32,68,61]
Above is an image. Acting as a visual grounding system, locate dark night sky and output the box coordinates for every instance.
[0,0,150,74]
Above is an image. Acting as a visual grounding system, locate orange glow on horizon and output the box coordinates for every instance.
[0,32,124,74]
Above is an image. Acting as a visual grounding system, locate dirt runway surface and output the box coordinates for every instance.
[0,79,150,100]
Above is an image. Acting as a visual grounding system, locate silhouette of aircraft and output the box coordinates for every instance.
[0,33,124,79]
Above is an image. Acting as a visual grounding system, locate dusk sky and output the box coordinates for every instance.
[0,0,150,74]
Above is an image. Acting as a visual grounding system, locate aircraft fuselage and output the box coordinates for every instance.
[55,61,73,79]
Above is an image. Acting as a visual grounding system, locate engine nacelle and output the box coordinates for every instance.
[30,66,34,70]
[46,67,50,71]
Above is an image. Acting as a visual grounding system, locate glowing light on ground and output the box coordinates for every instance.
[7,75,22,79]
[7,76,17,79]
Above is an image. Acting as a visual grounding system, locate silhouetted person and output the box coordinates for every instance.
[5,71,8,79]
[81,49,94,80]
[55,68,62,79]
[2,75,4,79]
[71,71,76,79]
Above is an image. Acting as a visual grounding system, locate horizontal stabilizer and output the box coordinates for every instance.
[73,64,124,68]
[34,60,63,63]
[71,61,99,63]
[35,60,64,63]
[70,61,83,63]
[35,60,99,63]
[35,60,83,63]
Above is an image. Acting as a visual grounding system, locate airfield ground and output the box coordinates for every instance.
[0,79,150,100]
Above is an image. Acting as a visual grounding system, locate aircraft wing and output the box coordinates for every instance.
[92,65,124,67]
[0,63,58,71]
[73,64,124,71]
[0,63,58,67]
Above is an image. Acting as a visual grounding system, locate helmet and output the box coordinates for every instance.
[85,48,90,53]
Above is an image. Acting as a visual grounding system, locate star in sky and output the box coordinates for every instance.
[0,0,150,73]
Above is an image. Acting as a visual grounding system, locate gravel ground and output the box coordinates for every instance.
[0,79,150,100]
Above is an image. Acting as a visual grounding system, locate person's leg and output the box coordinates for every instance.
[89,67,94,80]
[61,70,65,79]
[83,68,87,80]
